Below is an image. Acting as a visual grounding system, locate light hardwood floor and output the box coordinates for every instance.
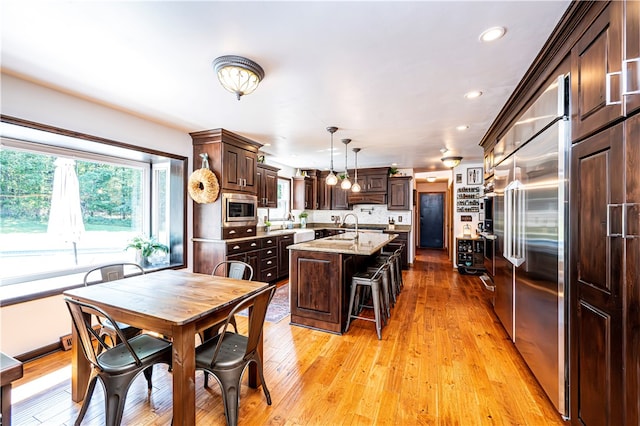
[11,249,566,425]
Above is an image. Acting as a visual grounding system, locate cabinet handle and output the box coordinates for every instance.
[251,242,257,247]
[622,58,640,96]
[233,245,241,250]
[267,239,273,244]
[228,230,236,235]
[606,71,622,105]
[247,229,253,233]
[267,260,272,265]
[266,250,273,254]
[267,273,272,277]
[624,203,639,238]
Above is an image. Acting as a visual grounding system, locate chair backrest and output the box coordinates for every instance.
[212,260,253,281]
[370,261,388,282]
[209,285,276,362]
[64,297,143,370]
[84,263,144,286]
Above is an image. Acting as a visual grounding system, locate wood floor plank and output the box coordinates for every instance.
[10,249,566,425]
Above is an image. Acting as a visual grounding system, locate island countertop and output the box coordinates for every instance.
[287,232,396,256]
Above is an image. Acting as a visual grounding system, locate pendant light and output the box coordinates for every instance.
[325,127,338,186]
[351,148,361,192]
[341,139,352,190]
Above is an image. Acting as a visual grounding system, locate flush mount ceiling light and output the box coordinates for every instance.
[441,156,463,168]
[341,139,352,190]
[427,176,437,183]
[464,90,483,99]
[351,148,362,193]
[212,55,265,100]
[325,127,339,186]
[479,26,506,42]
[456,125,469,131]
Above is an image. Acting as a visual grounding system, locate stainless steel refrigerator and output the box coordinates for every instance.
[493,75,569,418]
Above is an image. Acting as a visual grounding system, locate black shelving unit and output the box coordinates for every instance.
[456,237,485,275]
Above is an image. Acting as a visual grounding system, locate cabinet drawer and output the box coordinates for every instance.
[262,237,278,248]
[226,239,261,254]
[223,226,256,239]
[262,247,277,257]
[260,266,278,282]
[261,256,277,269]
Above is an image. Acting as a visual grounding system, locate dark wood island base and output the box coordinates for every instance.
[287,232,397,334]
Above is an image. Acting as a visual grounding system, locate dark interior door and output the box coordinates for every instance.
[419,193,444,248]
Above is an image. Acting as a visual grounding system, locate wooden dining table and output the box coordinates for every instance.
[63,269,270,426]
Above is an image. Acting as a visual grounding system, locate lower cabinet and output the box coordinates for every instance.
[277,233,293,279]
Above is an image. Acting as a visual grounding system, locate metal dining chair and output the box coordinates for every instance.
[199,260,254,388]
[195,285,276,426]
[64,297,172,426]
[83,263,145,349]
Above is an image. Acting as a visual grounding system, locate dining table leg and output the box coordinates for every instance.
[171,322,196,426]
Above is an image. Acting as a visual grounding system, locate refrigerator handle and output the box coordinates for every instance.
[514,185,526,266]
[504,183,512,260]
[504,180,525,267]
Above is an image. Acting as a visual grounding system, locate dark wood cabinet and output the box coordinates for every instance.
[289,250,355,333]
[331,185,349,210]
[277,233,293,279]
[257,164,279,208]
[316,171,332,210]
[571,1,624,142]
[624,0,640,116]
[293,176,317,210]
[220,143,258,193]
[387,176,412,210]
[570,123,625,426]
[359,168,388,193]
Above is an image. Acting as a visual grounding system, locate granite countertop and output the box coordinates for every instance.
[287,232,397,256]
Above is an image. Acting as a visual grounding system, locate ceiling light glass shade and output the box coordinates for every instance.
[326,171,338,186]
[351,181,361,192]
[479,26,506,42]
[212,55,265,100]
[341,177,352,190]
[441,156,463,168]
[325,126,339,185]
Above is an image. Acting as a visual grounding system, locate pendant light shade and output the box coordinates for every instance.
[341,139,352,190]
[325,126,338,185]
[351,148,361,192]
[212,55,265,100]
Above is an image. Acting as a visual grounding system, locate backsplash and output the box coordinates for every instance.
[259,205,411,227]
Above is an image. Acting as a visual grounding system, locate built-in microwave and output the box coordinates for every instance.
[222,192,258,227]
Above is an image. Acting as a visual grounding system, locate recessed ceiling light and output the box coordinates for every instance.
[479,26,506,42]
[464,90,483,99]
[427,177,437,183]
[456,125,469,131]
[392,163,398,166]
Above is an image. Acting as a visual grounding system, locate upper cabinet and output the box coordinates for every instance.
[293,175,317,210]
[387,176,412,210]
[257,163,279,208]
[571,1,624,142]
[624,0,640,116]
[358,168,388,193]
[190,128,261,195]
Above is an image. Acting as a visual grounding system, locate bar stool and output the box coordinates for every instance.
[366,260,392,320]
[377,247,403,297]
[374,250,400,304]
[346,262,387,340]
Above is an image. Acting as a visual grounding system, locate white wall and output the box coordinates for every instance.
[0,73,193,356]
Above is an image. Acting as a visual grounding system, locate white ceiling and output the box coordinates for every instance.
[1,0,570,172]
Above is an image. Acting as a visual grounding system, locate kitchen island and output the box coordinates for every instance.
[287,232,397,334]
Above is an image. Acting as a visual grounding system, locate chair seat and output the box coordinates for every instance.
[196,332,247,369]
[98,334,172,374]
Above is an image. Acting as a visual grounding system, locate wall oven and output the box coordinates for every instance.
[222,192,258,227]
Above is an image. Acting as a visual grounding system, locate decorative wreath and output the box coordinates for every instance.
[188,167,219,204]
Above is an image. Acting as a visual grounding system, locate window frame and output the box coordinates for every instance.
[0,115,188,306]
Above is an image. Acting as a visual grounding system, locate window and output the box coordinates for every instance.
[0,117,186,299]
[268,177,291,221]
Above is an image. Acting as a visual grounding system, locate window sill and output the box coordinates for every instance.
[0,265,180,307]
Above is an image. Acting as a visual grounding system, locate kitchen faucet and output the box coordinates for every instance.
[340,213,359,237]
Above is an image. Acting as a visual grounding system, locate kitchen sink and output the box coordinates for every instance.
[325,234,358,241]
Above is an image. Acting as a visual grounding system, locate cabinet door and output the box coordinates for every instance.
[240,149,257,194]
[570,123,624,426]
[388,177,411,210]
[625,0,640,116]
[222,144,243,191]
[364,172,387,192]
[264,168,278,208]
[571,1,623,142]
[256,166,265,207]
[624,114,640,426]
[317,173,332,210]
[277,234,293,279]
[331,185,349,210]
[304,177,317,210]
[292,177,307,210]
